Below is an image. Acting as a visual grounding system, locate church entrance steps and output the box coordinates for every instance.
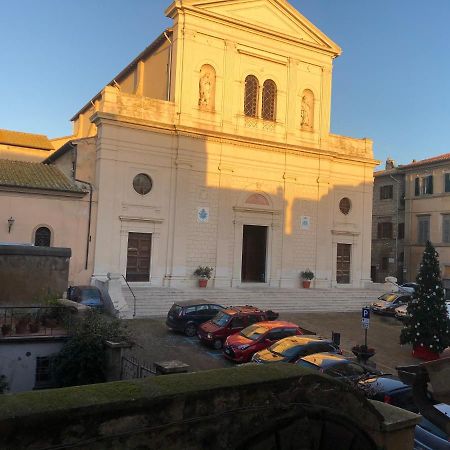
[122,286,386,318]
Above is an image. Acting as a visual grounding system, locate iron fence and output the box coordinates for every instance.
[121,355,155,380]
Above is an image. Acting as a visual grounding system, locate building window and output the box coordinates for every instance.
[444,173,450,193]
[34,227,51,247]
[380,185,393,200]
[339,197,351,215]
[415,175,433,196]
[35,356,53,389]
[398,223,405,240]
[244,75,259,117]
[381,257,389,271]
[443,214,450,243]
[261,79,277,121]
[417,216,430,244]
[377,222,393,239]
[133,173,153,195]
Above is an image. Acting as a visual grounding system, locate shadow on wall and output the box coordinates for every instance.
[0,245,71,305]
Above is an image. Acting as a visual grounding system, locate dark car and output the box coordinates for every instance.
[358,375,417,412]
[296,353,381,380]
[251,336,341,364]
[166,300,224,337]
[371,293,411,316]
[414,403,450,450]
[67,285,104,310]
[197,305,278,349]
[223,321,303,363]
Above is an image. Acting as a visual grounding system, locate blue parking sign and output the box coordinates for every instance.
[362,307,370,319]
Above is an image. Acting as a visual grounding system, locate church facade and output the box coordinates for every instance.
[54,0,377,289]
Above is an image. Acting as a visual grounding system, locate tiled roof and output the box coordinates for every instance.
[0,129,54,151]
[401,153,450,169]
[0,160,84,194]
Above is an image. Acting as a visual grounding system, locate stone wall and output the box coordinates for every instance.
[0,364,420,450]
[0,245,71,305]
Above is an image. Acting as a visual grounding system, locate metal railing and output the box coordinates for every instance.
[121,275,137,318]
[0,306,71,338]
[120,355,155,380]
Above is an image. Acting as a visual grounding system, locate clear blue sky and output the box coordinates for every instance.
[1,0,449,167]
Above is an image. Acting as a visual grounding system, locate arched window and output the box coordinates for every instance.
[261,80,277,121]
[244,75,259,117]
[35,227,51,247]
[198,64,216,110]
[300,89,314,130]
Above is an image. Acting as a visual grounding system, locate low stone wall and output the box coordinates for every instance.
[0,245,71,305]
[0,364,420,450]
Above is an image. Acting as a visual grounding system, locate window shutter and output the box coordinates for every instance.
[443,215,450,243]
[415,178,420,196]
[445,174,450,193]
[377,223,382,239]
[427,175,433,194]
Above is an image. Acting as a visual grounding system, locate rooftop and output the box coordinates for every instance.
[0,160,85,194]
[0,129,54,151]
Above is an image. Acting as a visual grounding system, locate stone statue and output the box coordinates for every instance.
[199,71,212,108]
[301,94,312,128]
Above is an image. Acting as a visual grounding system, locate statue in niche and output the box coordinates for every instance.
[301,90,314,129]
[198,65,215,110]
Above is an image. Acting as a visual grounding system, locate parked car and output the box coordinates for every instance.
[394,303,409,321]
[371,293,411,316]
[166,300,224,337]
[197,305,278,349]
[414,403,450,450]
[223,321,303,363]
[251,335,341,364]
[358,375,417,412]
[296,353,381,380]
[67,285,104,310]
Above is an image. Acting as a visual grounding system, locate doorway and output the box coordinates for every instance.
[336,243,351,284]
[126,232,152,282]
[241,225,267,282]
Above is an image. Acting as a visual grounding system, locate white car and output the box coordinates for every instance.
[395,304,409,321]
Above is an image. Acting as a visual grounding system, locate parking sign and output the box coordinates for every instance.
[361,307,370,329]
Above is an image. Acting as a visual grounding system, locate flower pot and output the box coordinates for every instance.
[352,346,376,364]
[198,278,208,288]
[412,345,439,361]
[302,280,311,288]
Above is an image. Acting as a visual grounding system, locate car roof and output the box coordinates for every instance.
[300,352,349,368]
[359,375,409,393]
[275,336,328,346]
[174,299,222,307]
[250,320,299,329]
[222,305,264,315]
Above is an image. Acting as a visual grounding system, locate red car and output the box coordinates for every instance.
[223,321,303,363]
[197,305,278,349]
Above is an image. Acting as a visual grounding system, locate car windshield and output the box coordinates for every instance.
[240,324,269,341]
[269,340,303,357]
[169,304,182,315]
[212,311,231,327]
[382,294,398,303]
[80,289,100,300]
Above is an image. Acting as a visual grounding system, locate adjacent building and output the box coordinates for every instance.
[372,154,450,297]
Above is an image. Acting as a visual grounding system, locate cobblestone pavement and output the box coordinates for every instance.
[124,312,418,375]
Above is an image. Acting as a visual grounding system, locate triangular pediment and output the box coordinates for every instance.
[170,0,341,55]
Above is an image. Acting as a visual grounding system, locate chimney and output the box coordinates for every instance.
[385,157,396,170]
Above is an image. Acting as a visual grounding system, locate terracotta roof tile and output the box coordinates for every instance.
[401,153,450,169]
[0,129,54,151]
[0,160,84,194]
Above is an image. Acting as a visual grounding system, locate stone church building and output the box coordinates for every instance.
[2,0,377,292]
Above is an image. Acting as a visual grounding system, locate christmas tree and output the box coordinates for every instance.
[400,241,450,354]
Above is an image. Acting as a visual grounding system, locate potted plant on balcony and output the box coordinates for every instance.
[300,269,314,288]
[194,266,214,288]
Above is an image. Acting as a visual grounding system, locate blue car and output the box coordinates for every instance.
[414,403,450,450]
[67,285,104,310]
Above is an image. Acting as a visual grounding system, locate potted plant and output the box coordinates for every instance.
[351,344,376,365]
[300,269,314,288]
[194,266,214,288]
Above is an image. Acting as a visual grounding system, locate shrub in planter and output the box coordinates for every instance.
[194,266,214,288]
[300,269,314,288]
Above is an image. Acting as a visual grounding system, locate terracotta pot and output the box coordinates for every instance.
[412,345,439,361]
[198,278,208,288]
[302,280,311,288]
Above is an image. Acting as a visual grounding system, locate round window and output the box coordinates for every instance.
[133,173,153,195]
[339,197,351,215]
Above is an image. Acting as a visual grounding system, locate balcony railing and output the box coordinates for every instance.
[0,306,72,338]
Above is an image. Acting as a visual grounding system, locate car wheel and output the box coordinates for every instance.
[213,339,222,350]
[184,323,197,337]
